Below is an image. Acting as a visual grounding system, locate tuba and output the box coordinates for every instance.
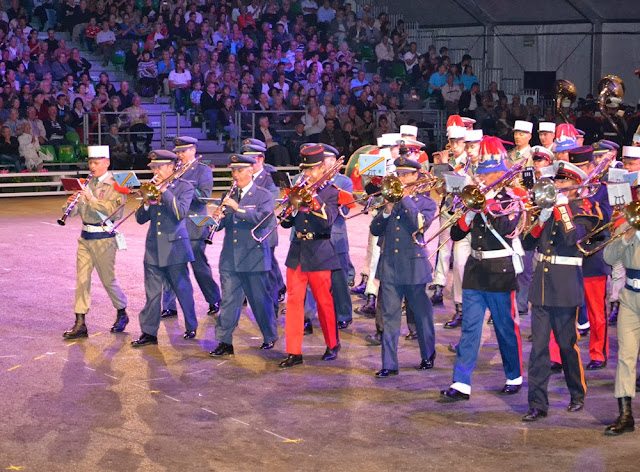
[597,75,625,135]
[554,79,577,124]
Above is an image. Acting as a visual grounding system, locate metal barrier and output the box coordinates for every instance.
[81,110,178,147]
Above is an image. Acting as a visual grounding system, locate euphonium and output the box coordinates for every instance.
[577,200,640,256]
[597,75,625,135]
[554,79,577,124]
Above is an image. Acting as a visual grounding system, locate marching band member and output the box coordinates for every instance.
[521,160,597,421]
[161,137,222,320]
[131,150,197,346]
[430,117,468,307]
[242,139,286,310]
[209,154,279,356]
[508,120,534,167]
[602,181,640,436]
[371,156,437,377]
[538,122,556,152]
[303,144,354,330]
[62,145,129,339]
[440,137,524,401]
[279,145,342,368]
[571,146,612,370]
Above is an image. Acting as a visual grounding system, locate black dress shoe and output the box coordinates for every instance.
[111,309,129,333]
[430,285,443,305]
[550,362,563,373]
[405,330,417,340]
[260,341,275,350]
[439,388,470,402]
[375,369,399,378]
[63,313,88,339]
[586,360,607,370]
[567,400,584,412]
[131,333,158,347]
[183,330,196,339]
[279,354,303,368]
[366,331,382,346]
[242,298,248,306]
[209,342,234,356]
[416,351,436,370]
[499,384,522,395]
[337,320,352,329]
[522,408,547,422]
[578,327,590,336]
[322,343,340,360]
[303,318,313,335]
[487,316,494,325]
[447,342,458,353]
[207,302,220,316]
[161,309,178,318]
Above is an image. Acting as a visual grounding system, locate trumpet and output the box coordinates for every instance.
[251,157,344,243]
[343,174,443,219]
[57,171,95,225]
[101,155,202,233]
[204,180,238,245]
[576,201,640,256]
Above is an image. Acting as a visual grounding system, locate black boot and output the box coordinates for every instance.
[608,301,619,326]
[350,274,368,296]
[444,303,462,329]
[63,314,88,339]
[605,397,635,436]
[357,294,376,318]
[111,308,129,333]
[430,284,443,305]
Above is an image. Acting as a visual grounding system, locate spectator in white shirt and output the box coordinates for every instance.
[168,59,192,114]
[441,74,462,115]
[96,21,116,66]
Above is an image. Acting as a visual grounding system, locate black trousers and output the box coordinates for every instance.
[528,305,587,412]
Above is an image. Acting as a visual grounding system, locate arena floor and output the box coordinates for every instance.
[0,196,638,472]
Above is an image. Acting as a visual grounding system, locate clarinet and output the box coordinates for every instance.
[57,172,95,226]
[204,180,238,245]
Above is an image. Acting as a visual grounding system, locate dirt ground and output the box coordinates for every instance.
[0,196,638,472]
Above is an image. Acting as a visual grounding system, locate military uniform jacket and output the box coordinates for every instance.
[136,179,195,268]
[450,187,521,292]
[66,172,126,239]
[332,173,354,254]
[370,193,437,285]
[581,183,612,277]
[507,146,533,168]
[216,182,275,272]
[281,184,340,272]
[181,162,213,240]
[523,200,598,307]
[252,166,280,248]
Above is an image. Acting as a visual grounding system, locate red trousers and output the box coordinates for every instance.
[549,276,608,363]
[285,265,339,355]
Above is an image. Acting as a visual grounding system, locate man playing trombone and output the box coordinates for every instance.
[371,157,438,377]
[279,145,342,368]
[62,145,129,339]
[131,150,198,347]
[440,137,524,402]
[208,154,279,356]
[161,137,222,320]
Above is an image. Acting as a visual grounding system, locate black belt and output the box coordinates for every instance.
[294,232,330,240]
[81,231,115,240]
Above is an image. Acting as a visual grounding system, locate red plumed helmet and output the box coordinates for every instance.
[446,115,464,128]
[479,135,507,158]
[555,123,578,140]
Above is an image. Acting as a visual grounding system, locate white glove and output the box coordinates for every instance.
[539,207,553,224]
[464,211,475,226]
[556,193,569,206]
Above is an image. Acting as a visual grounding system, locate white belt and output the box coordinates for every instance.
[82,224,105,233]
[470,249,512,260]
[626,277,640,290]
[535,253,583,266]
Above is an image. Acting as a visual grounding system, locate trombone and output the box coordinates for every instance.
[101,155,202,233]
[204,180,238,245]
[250,157,344,243]
[412,160,526,248]
[576,201,640,256]
[57,171,94,225]
[343,174,443,219]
